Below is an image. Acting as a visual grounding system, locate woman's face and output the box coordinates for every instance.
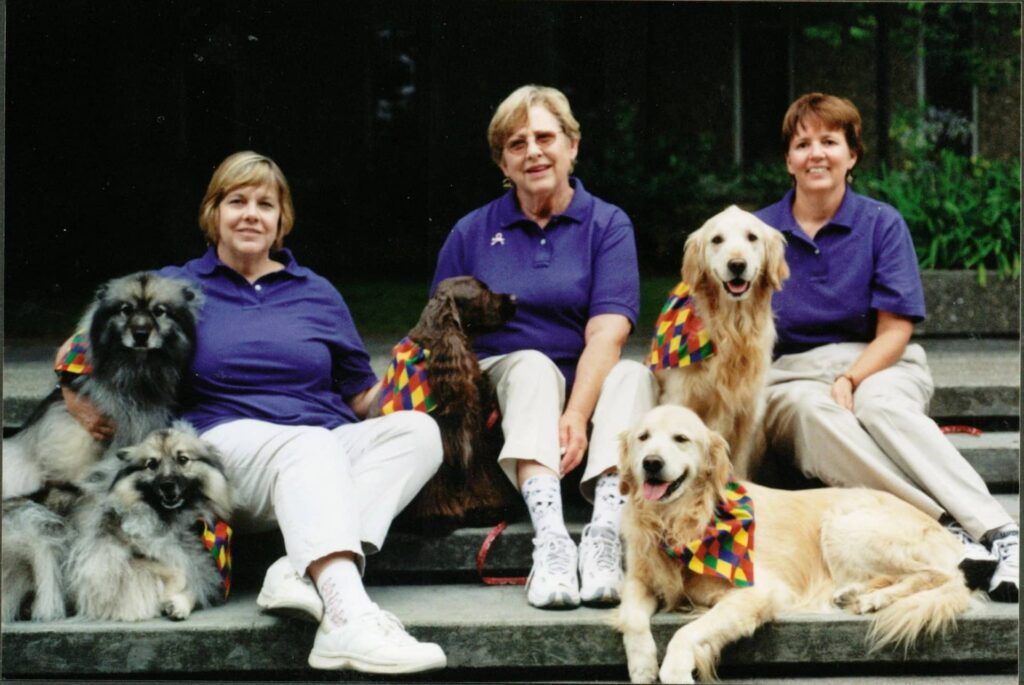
[785,117,857,197]
[216,183,281,264]
[499,104,578,201]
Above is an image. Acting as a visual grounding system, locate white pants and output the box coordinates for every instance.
[764,342,1012,540]
[201,412,442,575]
[480,350,658,501]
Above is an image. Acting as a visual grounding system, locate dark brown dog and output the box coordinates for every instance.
[398,276,520,529]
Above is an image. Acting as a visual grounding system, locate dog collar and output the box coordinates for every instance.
[660,480,754,587]
[379,337,437,415]
[198,518,233,598]
[647,281,715,371]
[54,331,93,375]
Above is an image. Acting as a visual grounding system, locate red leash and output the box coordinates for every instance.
[939,425,983,436]
[476,521,527,586]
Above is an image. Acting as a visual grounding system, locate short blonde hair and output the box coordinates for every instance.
[781,93,865,159]
[487,85,582,167]
[198,151,295,250]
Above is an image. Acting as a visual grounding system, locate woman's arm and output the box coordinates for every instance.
[61,386,116,441]
[346,380,383,420]
[558,313,632,476]
[831,310,913,410]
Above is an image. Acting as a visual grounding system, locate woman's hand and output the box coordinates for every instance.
[558,408,589,476]
[61,386,115,442]
[830,310,913,411]
[347,381,382,420]
[831,376,855,411]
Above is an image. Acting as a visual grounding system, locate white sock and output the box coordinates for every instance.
[589,472,625,533]
[314,558,376,628]
[522,474,570,541]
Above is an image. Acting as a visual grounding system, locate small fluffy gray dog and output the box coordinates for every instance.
[2,425,234,622]
[2,272,202,499]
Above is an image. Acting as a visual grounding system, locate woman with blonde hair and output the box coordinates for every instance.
[60,151,448,673]
[432,85,658,609]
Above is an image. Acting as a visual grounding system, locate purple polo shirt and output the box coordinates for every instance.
[159,247,377,432]
[431,178,640,387]
[755,187,926,356]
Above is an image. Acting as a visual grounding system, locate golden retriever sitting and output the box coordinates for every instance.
[654,206,788,479]
[614,405,972,684]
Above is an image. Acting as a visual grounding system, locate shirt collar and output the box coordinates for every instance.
[776,186,857,236]
[496,177,591,229]
[195,245,308,279]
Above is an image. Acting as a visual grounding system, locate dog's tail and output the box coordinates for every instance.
[866,571,973,654]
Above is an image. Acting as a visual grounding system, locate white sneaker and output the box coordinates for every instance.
[308,608,447,674]
[526,534,580,609]
[945,520,997,591]
[256,556,324,623]
[578,524,624,606]
[988,529,1019,603]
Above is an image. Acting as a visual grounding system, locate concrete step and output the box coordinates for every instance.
[3,338,1019,427]
[2,586,1016,679]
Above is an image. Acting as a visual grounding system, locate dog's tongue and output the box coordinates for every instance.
[727,280,750,295]
[643,480,671,501]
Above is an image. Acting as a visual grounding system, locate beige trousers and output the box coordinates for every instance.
[764,342,1011,540]
[479,350,658,501]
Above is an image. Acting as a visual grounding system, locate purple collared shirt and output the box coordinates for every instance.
[431,178,640,387]
[755,187,926,356]
[159,247,377,433]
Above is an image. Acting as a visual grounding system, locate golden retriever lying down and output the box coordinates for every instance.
[655,206,789,479]
[614,405,971,684]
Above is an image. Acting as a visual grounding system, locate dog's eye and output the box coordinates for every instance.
[637,431,650,442]
[118,303,132,315]
[152,304,168,317]
[144,458,159,470]
[673,434,689,444]
[710,235,723,245]
[176,454,189,466]
[747,232,758,242]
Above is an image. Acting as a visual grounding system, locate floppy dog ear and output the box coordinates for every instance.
[707,430,733,493]
[762,223,790,292]
[617,429,636,496]
[413,292,462,340]
[116,448,131,461]
[682,214,717,287]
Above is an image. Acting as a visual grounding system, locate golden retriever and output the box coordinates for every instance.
[655,206,788,478]
[614,405,972,684]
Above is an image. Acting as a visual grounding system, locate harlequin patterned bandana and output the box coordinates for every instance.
[54,331,93,375]
[660,481,755,587]
[647,281,715,371]
[379,337,436,415]
[198,518,233,598]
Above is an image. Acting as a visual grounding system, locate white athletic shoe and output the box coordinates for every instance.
[578,524,623,606]
[988,529,1019,603]
[945,520,997,591]
[526,534,580,609]
[256,556,324,623]
[308,608,447,674]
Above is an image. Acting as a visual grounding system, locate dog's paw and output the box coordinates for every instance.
[627,661,659,684]
[659,652,696,684]
[163,594,193,621]
[832,583,867,611]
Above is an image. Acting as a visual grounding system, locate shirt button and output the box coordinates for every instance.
[540,239,547,245]
[255,284,262,291]
[814,249,820,255]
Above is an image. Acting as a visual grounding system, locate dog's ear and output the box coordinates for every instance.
[682,217,715,287]
[115,448,131,461]
[762,224,790,291]
[617,430,636,496]
[94,282,109,303]
[707,430,732,492]
[415,292,462,337]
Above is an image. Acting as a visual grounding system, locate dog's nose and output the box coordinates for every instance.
[131,327,151,345]
[157,480,178,499]
[727,259,747,277]
[642,456,664,475]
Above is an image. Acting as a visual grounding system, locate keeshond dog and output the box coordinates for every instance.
[2,272,202,499]
[2,425,234,622]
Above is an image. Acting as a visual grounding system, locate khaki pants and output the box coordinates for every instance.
[764,342,1011,540]
[480,351,658,501]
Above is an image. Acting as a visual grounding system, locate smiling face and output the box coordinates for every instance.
[785,117,858,198]
[215,183,281,268]
[499,104,578,205]
[622,406,712,505]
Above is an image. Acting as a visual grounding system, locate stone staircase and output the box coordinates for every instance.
[2,272,1019,681]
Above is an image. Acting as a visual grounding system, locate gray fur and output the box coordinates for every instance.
[2,271,202,498]
[1,497,70,621]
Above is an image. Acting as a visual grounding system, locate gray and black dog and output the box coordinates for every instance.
[2,425,234,622]
[2,271,202,499]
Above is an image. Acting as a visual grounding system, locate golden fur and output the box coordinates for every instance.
[614,406,973,684]
[656,205,789,479]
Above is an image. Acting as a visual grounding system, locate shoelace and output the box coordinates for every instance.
[583,535,621,574]
[537,537,575,576]
[993,536,1018,562]
[367,610,417,644]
